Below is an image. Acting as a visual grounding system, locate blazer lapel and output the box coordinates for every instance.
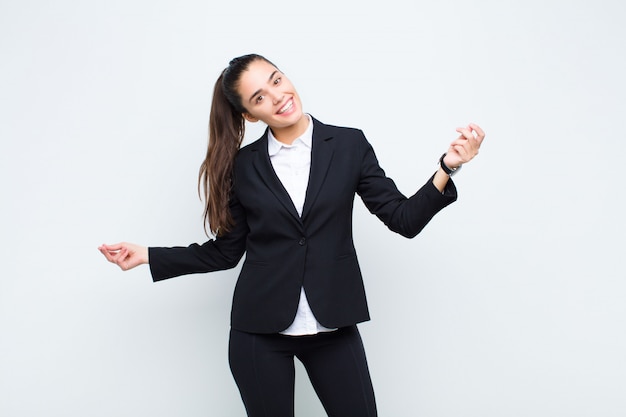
[250,130,303,224]
[301,118,335,220]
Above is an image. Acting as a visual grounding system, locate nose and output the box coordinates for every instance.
[271,93,284,105]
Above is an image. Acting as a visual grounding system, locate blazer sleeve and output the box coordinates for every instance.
[147,192,249,281]
[356,134,457,238]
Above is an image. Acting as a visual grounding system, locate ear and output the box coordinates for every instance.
[243,113,259,123]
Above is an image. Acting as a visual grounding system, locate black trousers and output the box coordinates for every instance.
[228,325,378,417]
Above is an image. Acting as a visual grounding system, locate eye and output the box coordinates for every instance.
[255,95,264,103]
[273,77,282,85]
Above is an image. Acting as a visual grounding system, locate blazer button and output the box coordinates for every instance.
[298,237,306,246]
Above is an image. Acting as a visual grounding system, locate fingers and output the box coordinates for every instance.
[449,138,476,156]
[448,144,471,163]
[99,242,148,272]
[98,243,130,270]
[468,123,485,143]
[455,123,485,144]
[440,122,485,170]
[450,123,485,163]
[455,126,475,141]
[98,246,117,262]
[99,243,122,260]
[99,243,124,252]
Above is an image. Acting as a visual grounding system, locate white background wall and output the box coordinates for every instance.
[1,0,625,416]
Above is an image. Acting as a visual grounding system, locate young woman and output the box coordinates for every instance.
[99,53,485,417]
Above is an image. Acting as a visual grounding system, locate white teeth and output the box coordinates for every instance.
[278,100,293,114]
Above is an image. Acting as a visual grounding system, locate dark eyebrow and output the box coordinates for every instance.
[248,70,279,103]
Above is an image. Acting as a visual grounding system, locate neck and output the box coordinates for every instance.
[271,115,310,145]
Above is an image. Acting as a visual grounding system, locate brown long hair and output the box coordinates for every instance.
[198,54,274,236]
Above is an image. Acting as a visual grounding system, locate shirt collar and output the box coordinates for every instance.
[268,114,313,156]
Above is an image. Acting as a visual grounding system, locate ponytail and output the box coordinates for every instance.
[198,72,245,236]
[199,54,275,236]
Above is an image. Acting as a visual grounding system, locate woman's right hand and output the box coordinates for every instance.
[98,242,148,271]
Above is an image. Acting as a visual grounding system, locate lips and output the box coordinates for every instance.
[277,98,294,115]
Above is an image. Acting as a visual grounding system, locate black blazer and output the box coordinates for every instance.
[149,117,457,333]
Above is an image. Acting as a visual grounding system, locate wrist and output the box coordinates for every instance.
[439,153,462,176]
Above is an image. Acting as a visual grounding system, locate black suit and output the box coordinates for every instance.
[149,117,457,333]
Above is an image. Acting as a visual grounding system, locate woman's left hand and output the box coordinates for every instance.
[443,123,485,169]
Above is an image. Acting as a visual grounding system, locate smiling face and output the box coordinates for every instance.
[236,59,308,143]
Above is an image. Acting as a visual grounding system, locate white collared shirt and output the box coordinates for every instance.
[268,115,336,336]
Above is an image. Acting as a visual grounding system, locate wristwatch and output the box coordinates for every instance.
[439,153,462,177]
